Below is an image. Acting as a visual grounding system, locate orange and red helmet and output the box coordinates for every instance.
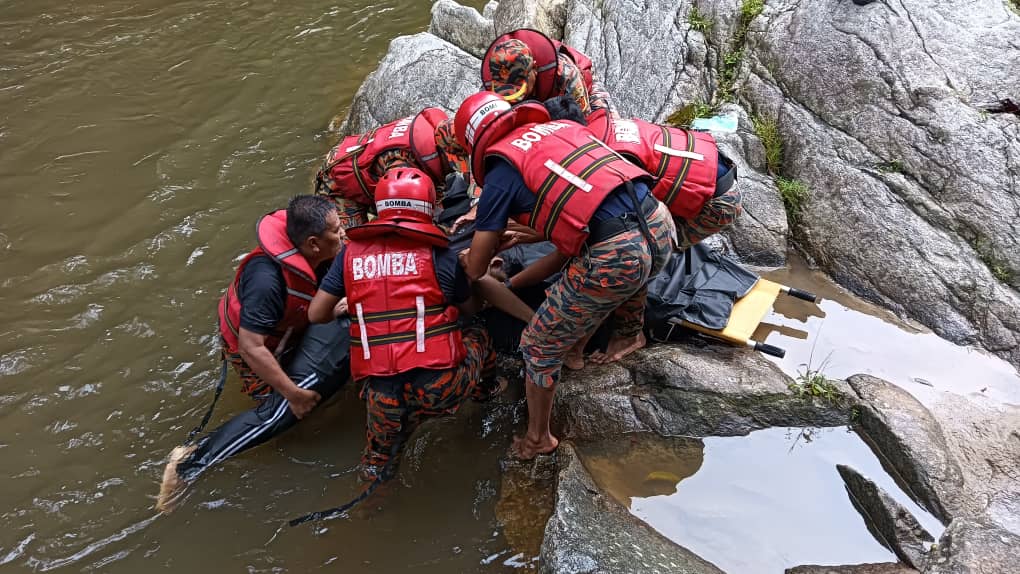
[453,91,550,184]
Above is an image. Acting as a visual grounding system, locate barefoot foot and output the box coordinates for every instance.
[156,444,197,513]
[511,433,559,461]
[589,331,647,365]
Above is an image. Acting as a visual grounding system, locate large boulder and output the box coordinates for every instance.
[739,0,1020,365]
[339,33,479,134]
[428,0,495,59]
[554,342,852,441]
[539,443,725,574]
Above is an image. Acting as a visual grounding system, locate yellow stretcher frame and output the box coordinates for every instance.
[665,278,817,358]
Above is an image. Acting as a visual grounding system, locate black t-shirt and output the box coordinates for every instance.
[320,244,470,304]
[237,255,329,335]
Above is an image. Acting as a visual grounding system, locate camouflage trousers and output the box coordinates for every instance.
[519,202,673,390]
[360,326,496,479]
[222,344,273,398]
[673,185,743,249]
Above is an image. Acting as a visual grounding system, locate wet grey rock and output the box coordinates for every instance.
[837,464,935,569]
[339,33,479,135]
[555,343,852,441]
[493,0,567,39]
[482,0,499,21]
[562,1,712,123]
[740,0,1020,366]
[848,375,964,524]
[786,564,917,574]
[539,443,724,574]
[928,394,1020,535]
[428,0,495,59]
[925,517,1020,574]
[711,103,789,266]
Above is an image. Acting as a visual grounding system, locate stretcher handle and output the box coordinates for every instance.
[753,341,786,358]
[782,286,818,302]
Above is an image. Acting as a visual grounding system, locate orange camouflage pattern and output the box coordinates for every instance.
[520,203,673,389]
[360,326,496,479]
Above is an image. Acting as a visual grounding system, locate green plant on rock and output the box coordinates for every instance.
[688,5,713,33]
[876,160,904,174]
[777,178,809,224]
[789,352,842,405]
[666,102,714,128]
[975,238,1015,284]
[751,115,782,173]
[741,0,765,21]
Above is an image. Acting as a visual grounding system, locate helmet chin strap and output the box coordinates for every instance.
[499,81,530,103]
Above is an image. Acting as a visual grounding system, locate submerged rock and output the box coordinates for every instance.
[539,443,724,574]
[836,464,935,569]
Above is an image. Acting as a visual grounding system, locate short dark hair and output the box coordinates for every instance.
[286,195,336,247]
[543,95,587,125]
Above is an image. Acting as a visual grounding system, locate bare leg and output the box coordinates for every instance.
[156,444,197,512]
[512,381,559,460]
[563,331,596,370]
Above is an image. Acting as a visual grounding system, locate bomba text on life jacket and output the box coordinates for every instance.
[350,252,420,280]
[510,122,571,152]
[387,116,414,139]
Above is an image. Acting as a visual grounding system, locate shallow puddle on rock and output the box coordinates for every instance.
[578,427,945,574]
[756,256,1020,406]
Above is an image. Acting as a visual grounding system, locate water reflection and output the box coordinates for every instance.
[579,428,944,574]
[757,257,1020,406]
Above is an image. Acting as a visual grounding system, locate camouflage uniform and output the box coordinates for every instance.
[222,345,272,398]
[360,326,497,479]
[488,39,616,118]
[673,185,743,249]
[332,149,418,230]
[519,203,673,389]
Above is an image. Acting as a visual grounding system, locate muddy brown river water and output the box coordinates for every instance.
[2,2,1019,572]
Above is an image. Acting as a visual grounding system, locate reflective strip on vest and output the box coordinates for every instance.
[350,322,459,347]
[653,144,705,161]
[415,296,425,353]
[351,304,447,323]
[542,159,593,192]
[355,302,370,360]
[530,141,601,228]
[662,131,698,208]
[541,153,619,240]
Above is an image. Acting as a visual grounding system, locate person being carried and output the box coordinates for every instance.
[315,108,471,230]
[307,168,524,481]
[453,92,673,460]
[156,195,349,511]
[481,29,616,118]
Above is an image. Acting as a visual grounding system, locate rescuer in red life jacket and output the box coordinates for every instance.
[453,92,674,460]
[585,107,742,249]
[481,28,616,118]
[315,107,471,231]
[307,168,514,481]
[156,195,351,511]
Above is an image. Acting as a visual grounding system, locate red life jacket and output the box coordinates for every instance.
[589,111,720,221]
[219,210,318,356]
[482,120,651,256]
[316,108,448,206]
[343,231,464,380]
[481,29,595,101]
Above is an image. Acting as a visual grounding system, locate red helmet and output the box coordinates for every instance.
[373,167,436,225]
[347,167,449,247]
[454,91,550,185]
[454,91,513,151]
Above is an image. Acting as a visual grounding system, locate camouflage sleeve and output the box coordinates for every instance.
[335,196,369,230]
[587,75,618,118]
[555,54,592,115]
